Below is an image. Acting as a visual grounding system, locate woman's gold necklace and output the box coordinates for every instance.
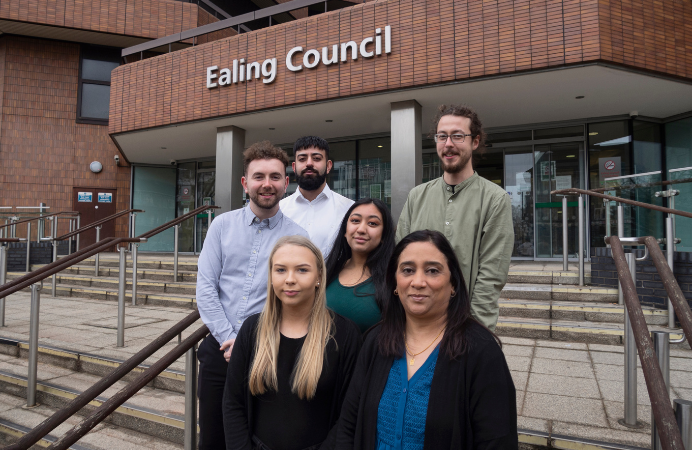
[404,327,445,366]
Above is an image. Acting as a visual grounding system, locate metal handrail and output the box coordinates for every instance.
[552,188,692,219]
[0,238,20,243]
[137,204,218,239]
[605,235,685,450]
[590,176,692,193]
[55,209,142,241]
[5,311,205,450]
[0,211,78,229]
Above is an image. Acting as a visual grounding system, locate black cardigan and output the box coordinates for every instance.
[222,312,362,450]
[335,322,518,450]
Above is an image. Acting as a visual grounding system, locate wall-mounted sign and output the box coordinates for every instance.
[78,192,93,202]
[206,26,391,89]
[98,193,113,203]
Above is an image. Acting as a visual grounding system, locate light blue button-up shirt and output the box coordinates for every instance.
[196,206,309,344]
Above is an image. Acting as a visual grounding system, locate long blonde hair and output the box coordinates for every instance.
[249,235,334,400]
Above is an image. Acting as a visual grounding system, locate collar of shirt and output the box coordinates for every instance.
[444,172,479,198]
[295,183,332,204]
[243,205,283,229]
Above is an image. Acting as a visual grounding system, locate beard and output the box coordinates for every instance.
[296,167,327,191]
[249,188,281,210]
[439,149,472,174]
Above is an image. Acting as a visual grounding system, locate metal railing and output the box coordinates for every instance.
[122,0,345,59]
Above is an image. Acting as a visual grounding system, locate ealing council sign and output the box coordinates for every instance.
[206,26,392,88]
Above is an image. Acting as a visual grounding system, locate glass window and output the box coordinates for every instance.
[486,130,532,144]
[474,148,503,187]
[633,120,662,174]
[665,117,692,252]
[666,117,692,171]
[78,45,120,124]
[358,137,391,208]
[176,162,197,252]
[327,141,357,200]
[534,125,584,140]
[132,167,176,252]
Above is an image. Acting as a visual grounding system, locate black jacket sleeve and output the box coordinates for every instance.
[222,317,256,450]
[468,338,518,450]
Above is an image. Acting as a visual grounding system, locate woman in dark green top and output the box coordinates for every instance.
[326,198,395,333]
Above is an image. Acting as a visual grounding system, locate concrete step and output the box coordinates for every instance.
[0,392,183,449]
[502,283,618,303]
[499,299,667,325]
[496,316,684,345]
[0,362,187,445]
[70,256,199,272]
[507,270,591,286]
[50,265,198,282]
[0,337,186,394]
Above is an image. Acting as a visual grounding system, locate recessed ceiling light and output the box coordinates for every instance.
[377,145,383,148]
[325,120,333,122]
[575,96,585,99]
[269,128,275,130]
[589,132,599,136]
[566,155,576,158]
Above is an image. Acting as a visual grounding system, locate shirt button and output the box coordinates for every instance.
[403,388,407,393]
[446,222,450,225]
[396,434,401,440]
[449,199,453,203]
[252,250,256,254]
[257,230,262,234]
[446,187,450,191]
[247,273,252,277]
[237,320,242,324]
[243,296,247,300]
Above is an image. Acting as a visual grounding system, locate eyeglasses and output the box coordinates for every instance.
[434,133,474,144]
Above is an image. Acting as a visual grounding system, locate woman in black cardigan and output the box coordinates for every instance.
[336,230,517,450]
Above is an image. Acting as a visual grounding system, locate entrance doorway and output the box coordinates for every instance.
[533,142,585,258]
[72,187,117,247]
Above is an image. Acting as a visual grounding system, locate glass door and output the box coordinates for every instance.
[504,148,534,257]
[195,166,216,252]
[534,142,585,258]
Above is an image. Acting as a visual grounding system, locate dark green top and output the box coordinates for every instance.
[326,277,381,334]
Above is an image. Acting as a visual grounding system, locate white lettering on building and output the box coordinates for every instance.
[206,25,391,89]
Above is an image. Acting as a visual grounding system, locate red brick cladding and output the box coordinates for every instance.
[0,36,130,238]
[0,0,216,40]
[109,0,692,135]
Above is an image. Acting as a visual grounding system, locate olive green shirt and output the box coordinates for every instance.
[395,173,514,330]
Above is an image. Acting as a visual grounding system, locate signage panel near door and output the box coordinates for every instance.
[98,193,112,203]
[598,157,621,185]
[78,192,93,202]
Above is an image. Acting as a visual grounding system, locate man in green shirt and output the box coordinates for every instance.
[396,105,514,330]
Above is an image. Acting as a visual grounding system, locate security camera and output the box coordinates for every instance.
[629,111,639,119]
[170,159,177,166]
[114,155,120,165]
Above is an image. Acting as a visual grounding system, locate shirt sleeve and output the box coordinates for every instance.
[395,195,412,243]
[196,215,236,344]
[222,321,254,450]
[471,193,514,331]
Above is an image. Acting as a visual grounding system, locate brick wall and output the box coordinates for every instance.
[0,36,131,240]
[5,241,74,272]
[108,0,692,135]
[591,247,692,311]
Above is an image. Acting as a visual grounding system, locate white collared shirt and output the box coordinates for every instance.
[279,184,354,259]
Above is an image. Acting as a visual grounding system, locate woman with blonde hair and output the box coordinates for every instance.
[223,235,362,450]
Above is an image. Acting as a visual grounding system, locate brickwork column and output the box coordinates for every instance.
[215,126,246,214]
[390,100,422,222]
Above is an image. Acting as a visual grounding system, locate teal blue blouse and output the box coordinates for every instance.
[326,277,381,334]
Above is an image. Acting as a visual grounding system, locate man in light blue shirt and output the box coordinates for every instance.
[196,141,308,450]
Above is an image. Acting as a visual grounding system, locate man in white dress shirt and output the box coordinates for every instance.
[280,136,354,258]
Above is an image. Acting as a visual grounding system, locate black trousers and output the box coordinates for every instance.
[198,333,229,450]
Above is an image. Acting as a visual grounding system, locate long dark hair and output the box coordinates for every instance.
[378,230,497,360]
[325,198,395,312]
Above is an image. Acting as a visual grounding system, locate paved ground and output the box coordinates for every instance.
[1,268,691,448]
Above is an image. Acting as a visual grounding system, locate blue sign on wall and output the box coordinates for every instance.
[78,192,93,202]
[98,193,113,203]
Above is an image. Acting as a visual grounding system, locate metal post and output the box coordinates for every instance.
[207,208,212,226]
[578,195,584,286]
[75,215,80,252]
[666,217,676,329]
[562,196,568,271]
[94,226,101,277]
[651,331,671,450]
[51,217,57,297]
[39,203,46,240]
[117,246,127,347]
[0,244,7,327]
[27,283,41,407]
[67,219,73,255]
[184,343,198,450]
[622,252,638,427]
[605,199,611,248]
[618,203,624,305]
[25,221,31,273]
[674,399,692,449]
[132,244,138,306]
[174,225,180,283]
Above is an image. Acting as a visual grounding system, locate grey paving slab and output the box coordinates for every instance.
[526,373,601,399]
[594,363,645,383]
[522,392,608,426]
[598,378,651,405]
[673,387,692,402]
[536,340,588,350]
[670,369,692,389]
[590,351,641,366]
[551,422,650,448]
[670,356,692,372]
[504,355,532,372]
[530,357,595,379]
[516,416,550,433]
[502,344,534,357]
[589,343,624,353]
[0,358,74,381]
[510,371,529,390]
[91,425,183,450]
[603,400,653,433]
[534,347,590,362]
[499,336,536,347]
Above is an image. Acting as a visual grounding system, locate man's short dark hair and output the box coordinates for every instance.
[431,104,487,152]
[293,136,330,160]
[243,141,290,175]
